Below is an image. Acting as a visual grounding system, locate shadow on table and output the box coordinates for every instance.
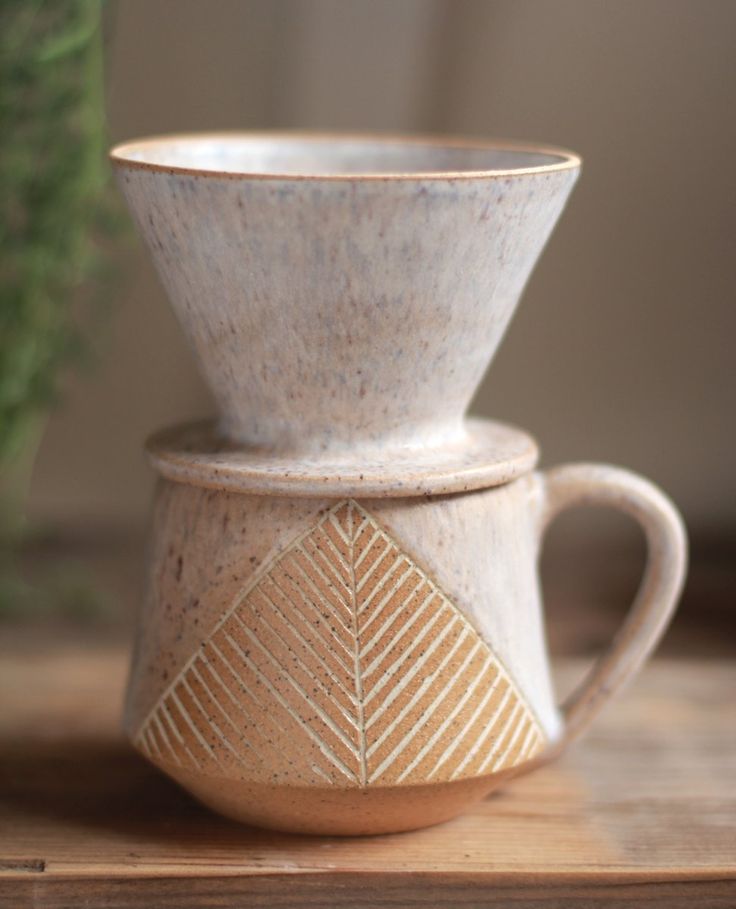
[0,736,485,853]
[2,737,312,847]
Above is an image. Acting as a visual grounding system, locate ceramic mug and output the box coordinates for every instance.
[125,463,686,835]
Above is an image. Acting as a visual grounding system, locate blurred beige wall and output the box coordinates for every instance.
[29,0,736,535]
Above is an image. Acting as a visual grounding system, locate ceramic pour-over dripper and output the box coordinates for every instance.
[111,133,579,469]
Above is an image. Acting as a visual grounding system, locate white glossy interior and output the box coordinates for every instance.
[112,134,575,177]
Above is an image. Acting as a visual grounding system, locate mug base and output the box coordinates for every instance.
[162,763,526,836]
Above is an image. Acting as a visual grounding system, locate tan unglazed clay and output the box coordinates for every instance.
[112,133,687,835]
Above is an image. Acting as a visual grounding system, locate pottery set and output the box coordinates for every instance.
[111,133,686,836]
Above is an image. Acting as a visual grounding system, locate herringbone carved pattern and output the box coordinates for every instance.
[135,500,545,787]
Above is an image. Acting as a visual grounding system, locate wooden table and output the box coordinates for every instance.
[0,638,734,908]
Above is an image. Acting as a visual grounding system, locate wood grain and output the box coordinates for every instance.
[0,638,734,908]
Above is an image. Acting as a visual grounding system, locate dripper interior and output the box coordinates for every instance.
[111,134,578,178]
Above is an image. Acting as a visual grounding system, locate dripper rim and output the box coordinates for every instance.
[109,130,582,182]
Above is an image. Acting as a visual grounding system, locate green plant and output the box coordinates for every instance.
[0,0,116,617]
[0,0,111,468]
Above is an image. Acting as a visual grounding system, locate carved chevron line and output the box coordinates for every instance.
[135,500,546,787]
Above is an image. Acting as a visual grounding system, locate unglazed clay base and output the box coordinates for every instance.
[146,417,538,497]
[163,764,525,836]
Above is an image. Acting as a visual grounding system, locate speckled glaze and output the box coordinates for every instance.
[112,134,687,835]
[145,416,539,497]
[110,132,580,464]
[125,464,686,835]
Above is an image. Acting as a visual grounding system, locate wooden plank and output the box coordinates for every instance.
[1,874,735,909]
[0,640,734,907]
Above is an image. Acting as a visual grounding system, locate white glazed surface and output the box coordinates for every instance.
[112,133,579,462]
[145,416,539,496]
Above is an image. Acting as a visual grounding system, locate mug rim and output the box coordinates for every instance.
[109,130,582,181]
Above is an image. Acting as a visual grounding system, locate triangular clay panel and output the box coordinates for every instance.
[135,500,546,788]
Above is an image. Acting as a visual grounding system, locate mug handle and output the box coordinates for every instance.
[538,463,687,750]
